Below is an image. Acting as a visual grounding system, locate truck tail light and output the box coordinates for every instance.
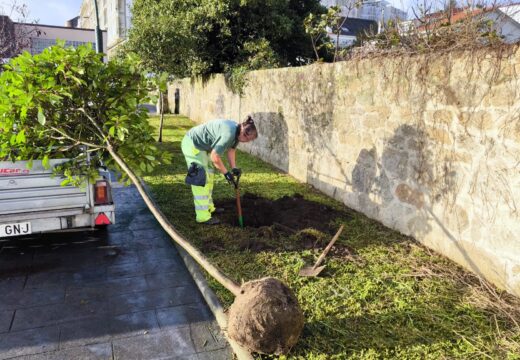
[94,180,110,205]
[95,212,112,225]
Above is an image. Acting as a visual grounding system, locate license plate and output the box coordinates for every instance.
[0,222,32,238]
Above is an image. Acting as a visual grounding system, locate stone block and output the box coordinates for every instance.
[112,328,196,359]
[59,317,111,349]
[457,111,493,130]
[197,348,234,360]
[108,286,199,316]
[190,322,228,352]
[483,85,516,107]
[0,311,13,333]
[110,310,161,340]
[395,184,424,209]
[443,204,470,232]
[19,343,113,360]
[0,326,59,358]
[427,127,452,145]
[156,304,212,330]
[432,109,454,125]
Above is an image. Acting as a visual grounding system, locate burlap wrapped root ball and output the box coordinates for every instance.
[228,277,304,355]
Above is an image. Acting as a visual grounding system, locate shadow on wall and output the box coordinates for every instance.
[246,112,289,172]
[350,124,490,281]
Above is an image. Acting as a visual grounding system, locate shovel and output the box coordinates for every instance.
[299,224,344,277]
[234,172,243,228]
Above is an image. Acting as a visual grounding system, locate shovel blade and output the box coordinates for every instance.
[298,265,326,277]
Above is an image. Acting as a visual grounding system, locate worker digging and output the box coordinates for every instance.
[181,116,258,225]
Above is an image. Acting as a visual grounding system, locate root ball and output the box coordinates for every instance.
[228,277,304,354]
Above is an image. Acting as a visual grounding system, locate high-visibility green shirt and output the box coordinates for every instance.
[186,119,239,156]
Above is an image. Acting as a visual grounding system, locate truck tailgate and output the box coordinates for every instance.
[0,160,90,216]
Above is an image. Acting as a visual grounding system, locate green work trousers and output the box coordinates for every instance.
[181,135,216,222]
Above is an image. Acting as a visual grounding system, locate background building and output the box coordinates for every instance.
[321,0,408,23]
[79,0,132,56]
[328,17,378,47]
[1,15,107,61]
[19,22,107,55]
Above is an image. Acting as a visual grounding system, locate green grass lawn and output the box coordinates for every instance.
[143,115,520,359]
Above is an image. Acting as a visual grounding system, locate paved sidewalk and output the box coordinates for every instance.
[0,185,232,360]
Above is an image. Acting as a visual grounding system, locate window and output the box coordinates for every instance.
[30,38,94,55]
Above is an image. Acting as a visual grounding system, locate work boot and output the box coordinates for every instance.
[201,217,220,225]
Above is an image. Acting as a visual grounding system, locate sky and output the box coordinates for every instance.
[0,0,83,26]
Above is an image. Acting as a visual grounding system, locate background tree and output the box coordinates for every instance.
[125,0,326,80]
[0,1,40,69]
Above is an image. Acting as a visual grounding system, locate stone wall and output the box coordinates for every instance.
[168,50,520,297]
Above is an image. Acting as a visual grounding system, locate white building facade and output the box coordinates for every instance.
[79,0,132,56]
[321,0,407,23]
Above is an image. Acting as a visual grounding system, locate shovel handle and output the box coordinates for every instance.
[312,225,344,270]
[236,187,243,228]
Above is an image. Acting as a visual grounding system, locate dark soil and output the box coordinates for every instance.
[220,193,345,233]
[216,193,354,254]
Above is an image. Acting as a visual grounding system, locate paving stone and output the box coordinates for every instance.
[112,327,196,360]
[105,231,135,246]
[145,271,192,290]
[0,311,13,334]
[156,304,213,330]
[131,229,171,243]
[59,317,111,349]
[11,300,109,331]
[128,217,158,232]
[23,272,69,290]
[17,343,113,360]
[0,326,59,359]
[108,286,198,316]
[196,348,233,360]
[162,355,198,360]
[137,247,179,263]
[0,287,65,311]
[0,276,26,294]
[190,322,228,353]
[65,276,148,303]
[25,269,107,290]
[110,310,160,339]
[107,259,184,280]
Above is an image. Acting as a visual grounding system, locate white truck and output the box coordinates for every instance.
[0,158,115,239]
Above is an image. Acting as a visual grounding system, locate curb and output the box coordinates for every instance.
[138,181,253,360]
[175,246,254,360]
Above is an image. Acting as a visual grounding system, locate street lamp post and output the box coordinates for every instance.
[93,0,103,53]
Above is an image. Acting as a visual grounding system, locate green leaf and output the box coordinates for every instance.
[42,155,50,169]
[37,109,46,125]
[60,178,71,186]
[144,155,155,161]
[16,129,26,144]
[109,126,116,137]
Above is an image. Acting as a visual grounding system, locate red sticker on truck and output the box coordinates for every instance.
[0,168,31,175]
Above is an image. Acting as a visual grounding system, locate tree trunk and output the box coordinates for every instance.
[106,144,241,296]
[158,91,164,143]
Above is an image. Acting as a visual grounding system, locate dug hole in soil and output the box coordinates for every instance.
[217,193,353,256]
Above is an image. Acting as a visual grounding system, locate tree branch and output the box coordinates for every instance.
[49,126,103,149]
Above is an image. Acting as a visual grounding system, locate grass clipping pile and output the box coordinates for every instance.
[228,277,305,355]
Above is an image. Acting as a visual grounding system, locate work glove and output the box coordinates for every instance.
[231,167,242,178]
[224,171,237,187]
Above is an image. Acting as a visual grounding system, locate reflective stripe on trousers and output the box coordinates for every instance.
[181,136,215,222]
